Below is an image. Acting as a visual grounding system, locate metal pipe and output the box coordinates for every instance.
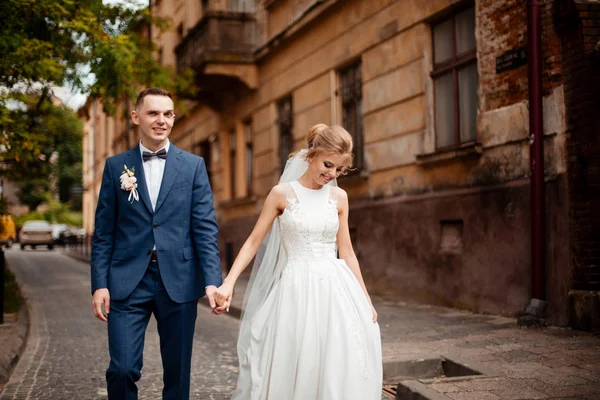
[528,0,545,301]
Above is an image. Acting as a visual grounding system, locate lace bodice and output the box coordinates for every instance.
[278,181,339,263]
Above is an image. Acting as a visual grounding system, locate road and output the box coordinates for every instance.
[0,248,240,400]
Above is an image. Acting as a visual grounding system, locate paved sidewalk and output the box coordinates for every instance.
[0,280,29,393]
[226,273,600,400]
[12,251,600,399]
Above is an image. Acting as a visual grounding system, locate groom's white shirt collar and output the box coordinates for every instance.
[139,140,170,161]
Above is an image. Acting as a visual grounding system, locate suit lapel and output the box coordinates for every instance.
[127,147,153,214]
[154,145,182,213]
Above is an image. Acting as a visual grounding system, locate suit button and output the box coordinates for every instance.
[153,224,158,229]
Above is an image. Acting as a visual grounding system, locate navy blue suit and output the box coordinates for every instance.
[91,144,221,399]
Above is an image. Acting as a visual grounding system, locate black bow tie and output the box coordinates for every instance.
[142,148,167,162]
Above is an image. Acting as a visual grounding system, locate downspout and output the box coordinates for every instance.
[519,0,547,326]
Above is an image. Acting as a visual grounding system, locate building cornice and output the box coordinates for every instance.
[254,0,343,61]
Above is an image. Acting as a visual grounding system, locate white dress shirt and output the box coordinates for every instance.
[140,140,170,211]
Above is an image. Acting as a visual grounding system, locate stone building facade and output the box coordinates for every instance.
[81,0,600,329]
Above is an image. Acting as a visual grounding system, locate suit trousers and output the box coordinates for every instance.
[106,261,198,400]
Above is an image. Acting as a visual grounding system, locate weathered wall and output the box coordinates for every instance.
[553,0,600,331]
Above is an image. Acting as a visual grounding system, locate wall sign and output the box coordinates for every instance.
[496,46,528,74]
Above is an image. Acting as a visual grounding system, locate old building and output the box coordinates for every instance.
[82,0,600,329]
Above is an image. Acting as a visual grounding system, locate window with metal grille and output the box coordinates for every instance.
[431,5,478,149]
[339,61,364,170]
[229,129,236,199]
[244,120,253,196]
[277,95,293,173]
[194,139,212,188]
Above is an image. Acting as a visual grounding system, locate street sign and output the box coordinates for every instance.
[496,46,527,74]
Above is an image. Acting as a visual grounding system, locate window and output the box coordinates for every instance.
[431,5,478,149]
[177,23,183,41]
[229,129,237,199]
[277,96,293,173]
[244,120,253,196]
[339,61,364,170]
[194,140,212,187]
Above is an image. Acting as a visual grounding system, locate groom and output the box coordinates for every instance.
[91,88,222,399]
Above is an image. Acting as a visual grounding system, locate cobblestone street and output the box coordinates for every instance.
[0,249,240,400]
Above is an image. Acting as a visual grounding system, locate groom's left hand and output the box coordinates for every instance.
[205,285,218,313]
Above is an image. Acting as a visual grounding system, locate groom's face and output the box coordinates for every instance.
[131,94,175,150]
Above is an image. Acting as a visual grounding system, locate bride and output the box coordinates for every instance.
[214,123,383,399]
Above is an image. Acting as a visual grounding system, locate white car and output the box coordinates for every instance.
[19,220,54,250]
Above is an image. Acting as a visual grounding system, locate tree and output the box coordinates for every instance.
[0,0,195,173]
[3,94,83,211]
[17,179,51,212]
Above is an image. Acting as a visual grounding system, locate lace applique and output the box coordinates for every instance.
[278,182,339,263]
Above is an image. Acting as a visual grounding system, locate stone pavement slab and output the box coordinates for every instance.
[0,287,29,392]
[1,249,240,400]
[225,273,600,400]
[22,252,600,399]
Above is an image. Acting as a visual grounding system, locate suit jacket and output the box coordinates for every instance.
[91,144,222,303]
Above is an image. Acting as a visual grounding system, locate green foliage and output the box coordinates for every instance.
[0,0,190,108]
[1,94,83,209]
[17,179,51,212]
[0,0,195,177]
[14,198,83,228]
[3,267,24,314]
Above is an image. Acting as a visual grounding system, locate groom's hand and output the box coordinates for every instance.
[205,285,218,312]
[92,288,110,322]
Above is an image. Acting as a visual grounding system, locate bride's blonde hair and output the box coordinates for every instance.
[292,123,354,174]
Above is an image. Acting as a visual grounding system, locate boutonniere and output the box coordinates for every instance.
[120,165,139,203]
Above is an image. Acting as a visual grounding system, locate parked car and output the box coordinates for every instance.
[51,223,68,244]
[59,226,80,245]
[0,215,17,248]
[19,220,54,250]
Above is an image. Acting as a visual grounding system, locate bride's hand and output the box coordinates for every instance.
[213,282,234,315]
[370,304,378,323]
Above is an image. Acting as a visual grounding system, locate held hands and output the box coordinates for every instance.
[92,288,111,322]
[205,285,219,315]
[213,281,234,315]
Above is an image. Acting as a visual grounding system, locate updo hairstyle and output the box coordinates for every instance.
[293,123,354,175]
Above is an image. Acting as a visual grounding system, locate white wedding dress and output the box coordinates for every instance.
[232,180,382,400]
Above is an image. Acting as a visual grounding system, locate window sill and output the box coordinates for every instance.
[416,142,483,167]
[219,195,257,209]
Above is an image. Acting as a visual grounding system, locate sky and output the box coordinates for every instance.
[53,85,89,111]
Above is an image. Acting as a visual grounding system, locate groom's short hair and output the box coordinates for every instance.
[135,88,172,109]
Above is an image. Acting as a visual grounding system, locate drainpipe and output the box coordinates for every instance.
[519,0,546,326]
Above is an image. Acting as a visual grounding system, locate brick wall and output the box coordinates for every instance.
[479,0,562,111]
[553,0,600,292]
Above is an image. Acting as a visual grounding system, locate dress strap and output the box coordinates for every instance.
[285,182,299,205]
[328,184,338,205]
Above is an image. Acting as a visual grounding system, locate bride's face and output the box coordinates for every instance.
[308,152,349,186]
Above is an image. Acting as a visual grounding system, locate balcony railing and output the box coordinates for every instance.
[176,11,257,73]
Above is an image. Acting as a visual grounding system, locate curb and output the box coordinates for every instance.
[0,303,30,386]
